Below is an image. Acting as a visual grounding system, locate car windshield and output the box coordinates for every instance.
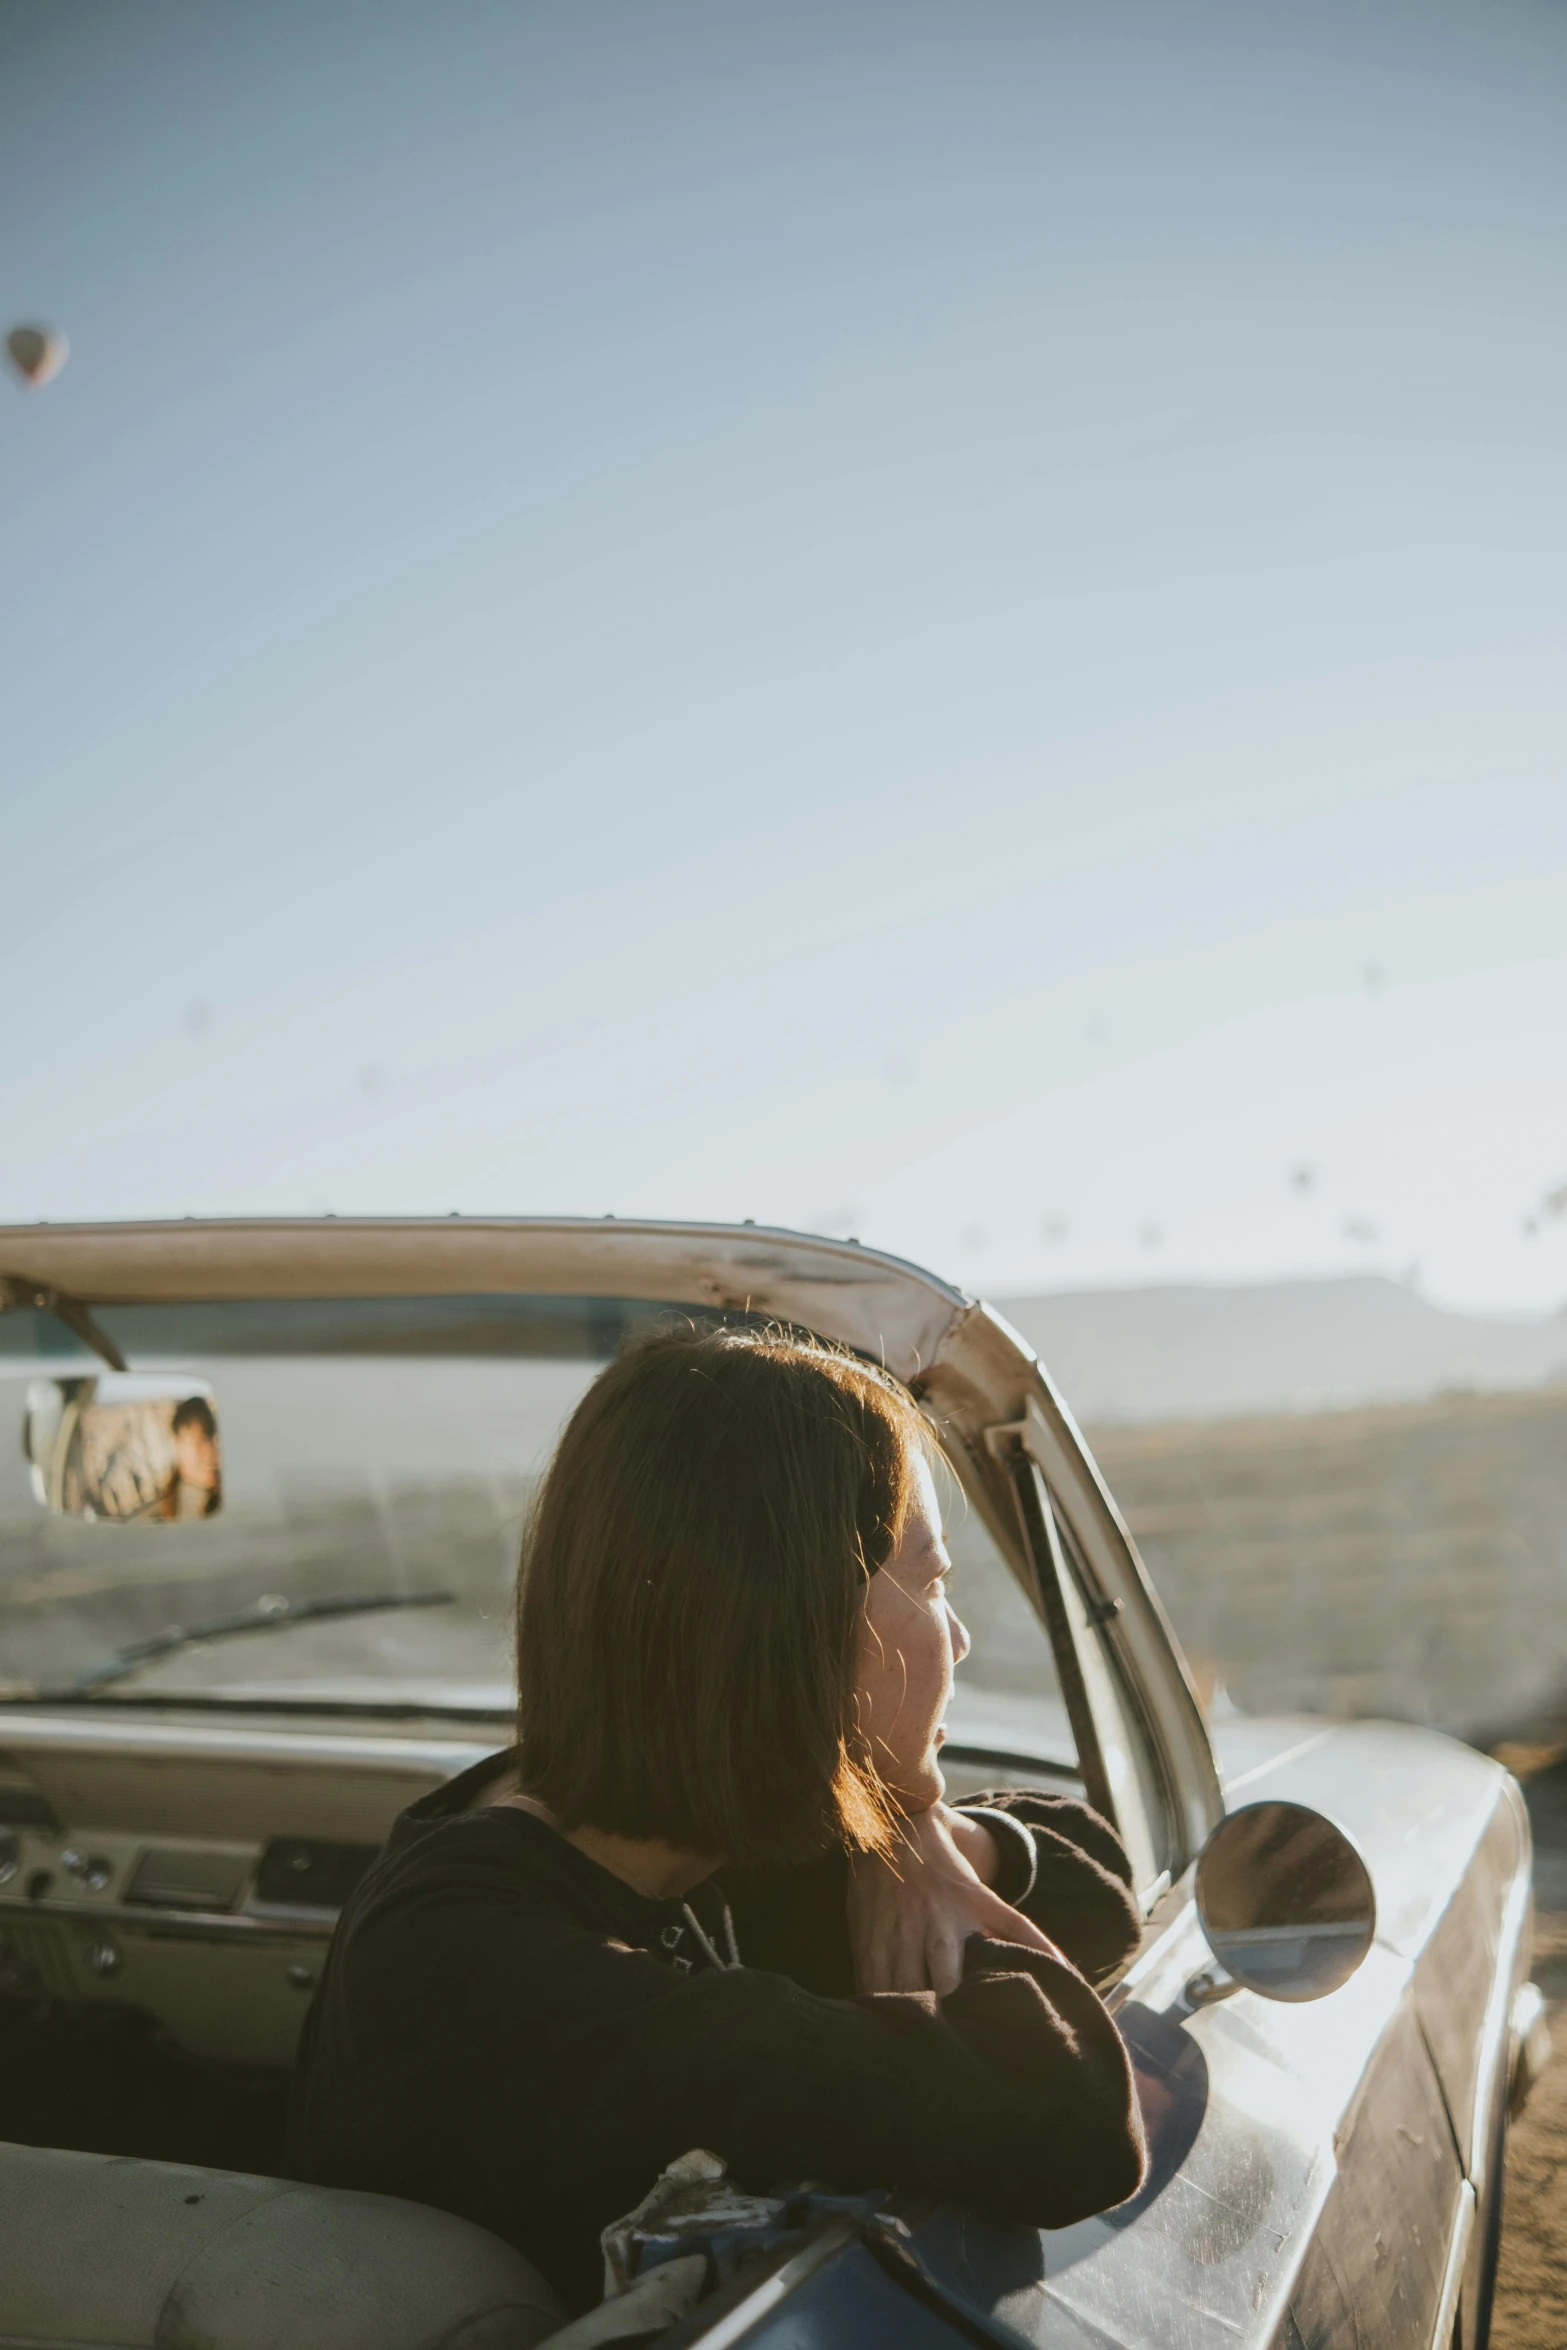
[0,1293,1071,1767]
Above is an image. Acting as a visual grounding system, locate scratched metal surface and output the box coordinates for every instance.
[903,1718,1520,2349]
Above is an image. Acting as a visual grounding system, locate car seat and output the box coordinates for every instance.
[0,2139,567,2350]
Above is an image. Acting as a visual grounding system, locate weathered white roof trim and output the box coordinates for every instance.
[0,1218,973,1389]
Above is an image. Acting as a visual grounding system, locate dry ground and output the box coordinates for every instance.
[1089,1388,1567,1739]
[1084,1398,1567,2344]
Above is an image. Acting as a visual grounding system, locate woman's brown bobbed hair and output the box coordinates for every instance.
[514,1322,931,1868]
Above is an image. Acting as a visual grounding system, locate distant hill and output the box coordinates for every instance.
[991,1277,1567,1425]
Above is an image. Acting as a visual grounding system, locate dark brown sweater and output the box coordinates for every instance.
[286,1755,1144,2310]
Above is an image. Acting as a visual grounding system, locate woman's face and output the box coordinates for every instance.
[174,1422,219,1491]
[856,1450,971,1813]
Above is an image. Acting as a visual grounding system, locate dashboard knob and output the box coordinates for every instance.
[61,1849,113,1888]
[84,1939,121,1979]
[284,1962,315,1992]
[0,1830,18,1887]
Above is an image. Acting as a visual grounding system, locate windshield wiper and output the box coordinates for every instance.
[0,1276,128,1372]
[31,1590,457,1700]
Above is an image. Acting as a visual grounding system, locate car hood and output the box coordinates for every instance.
[1211,1710,1513,1958]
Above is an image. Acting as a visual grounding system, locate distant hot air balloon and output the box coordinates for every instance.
[6,324,68,388]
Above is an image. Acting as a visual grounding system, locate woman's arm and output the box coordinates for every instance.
[959,1790,1142,1982]
[848,1805,1063,1994]
[304,1861,1145,2245]
[849,1795,1140,1992]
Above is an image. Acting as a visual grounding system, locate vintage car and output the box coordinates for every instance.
[0,1217,1550,2350]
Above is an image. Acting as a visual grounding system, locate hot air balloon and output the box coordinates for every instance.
[6,325,69,388]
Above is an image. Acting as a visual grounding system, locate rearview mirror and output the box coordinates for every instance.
[1193,1799,1375,2003]
[25,1376,223,1524]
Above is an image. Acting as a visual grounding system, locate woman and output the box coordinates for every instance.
[158,1393,223,1520]
[287,1326,1145,2309]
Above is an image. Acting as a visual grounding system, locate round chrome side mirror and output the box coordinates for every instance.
[1194,1799,1375,2003]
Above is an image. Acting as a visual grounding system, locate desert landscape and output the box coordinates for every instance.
[1044,1292,1567,2350]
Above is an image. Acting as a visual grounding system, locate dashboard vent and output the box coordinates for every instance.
[124,1848,249,1913]
[253,1839,380,1911]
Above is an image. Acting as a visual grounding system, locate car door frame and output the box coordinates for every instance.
[918,1299,1222,1902]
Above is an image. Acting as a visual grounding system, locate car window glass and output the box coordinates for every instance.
[0,1353,571,1706]
[933,1451,1079,1790]
[0,1298,727,1705]
[1045,1494,1169,1893]
[1,1297,1076,1805]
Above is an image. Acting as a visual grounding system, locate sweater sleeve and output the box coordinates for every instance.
[956,1791,1143,1983]
[294,1847,1145,2254]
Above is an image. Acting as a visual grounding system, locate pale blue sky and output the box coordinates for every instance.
[4,0,1566,1309]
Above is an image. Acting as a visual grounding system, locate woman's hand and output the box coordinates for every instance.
[848,1804,1063,1996]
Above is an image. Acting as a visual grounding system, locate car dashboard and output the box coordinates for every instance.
[0,1707,1089,2078]
[0,1708,508,2067]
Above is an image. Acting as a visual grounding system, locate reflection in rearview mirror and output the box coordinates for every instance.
[25,1376,223,1524]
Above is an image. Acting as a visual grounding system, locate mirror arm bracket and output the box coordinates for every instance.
[0,1277,128,1373]
[1184,1961,1244,2008]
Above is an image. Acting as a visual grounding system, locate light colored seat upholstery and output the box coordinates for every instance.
[0,2140,567,2350]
